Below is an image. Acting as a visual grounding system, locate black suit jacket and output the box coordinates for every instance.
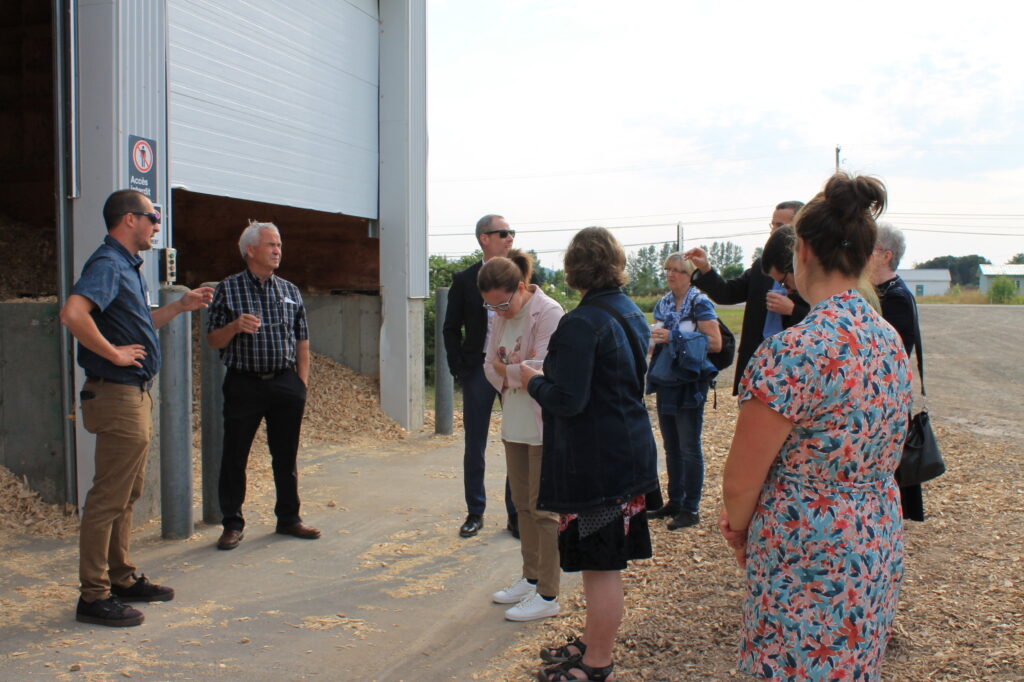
[691,257,809,395]
[442,261,487,378]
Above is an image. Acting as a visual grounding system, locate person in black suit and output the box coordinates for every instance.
[684,201,810,395]
[443,214,518,538]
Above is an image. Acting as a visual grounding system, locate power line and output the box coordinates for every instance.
[428,205,769,229]
[899,227,1024,237]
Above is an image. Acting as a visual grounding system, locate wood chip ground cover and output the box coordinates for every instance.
[488,398,1024,681]
[1,367,1020,679]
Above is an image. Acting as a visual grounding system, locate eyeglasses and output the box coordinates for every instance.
[483,229,515,239]
[769,221,787,229]
[482,291,515,312]
[124,211,161,224]
[664,267,689,276]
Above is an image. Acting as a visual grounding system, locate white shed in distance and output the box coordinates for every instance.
[978,264,1024,294]
[897,269,951,297]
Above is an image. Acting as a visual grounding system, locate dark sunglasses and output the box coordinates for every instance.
[483,229,515,238]
[125,211,161,224]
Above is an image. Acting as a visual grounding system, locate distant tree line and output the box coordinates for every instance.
[424,240,747,382]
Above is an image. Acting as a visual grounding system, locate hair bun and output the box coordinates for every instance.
[823,173,886,221]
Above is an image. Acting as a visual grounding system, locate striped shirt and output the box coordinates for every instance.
[207,270,308,373]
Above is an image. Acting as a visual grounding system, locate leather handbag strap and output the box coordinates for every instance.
[908,291,926,397]
[578,296,647,391]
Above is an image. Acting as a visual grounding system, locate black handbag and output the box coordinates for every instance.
[896,301,945,487]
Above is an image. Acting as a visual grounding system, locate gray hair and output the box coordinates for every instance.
[238,220,280,260]
[475,214,504,239]
[874,221,906,269]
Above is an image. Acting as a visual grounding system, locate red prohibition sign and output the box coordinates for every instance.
[132,140,154,173]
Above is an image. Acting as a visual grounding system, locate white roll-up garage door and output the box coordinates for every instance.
[168,0,379,219]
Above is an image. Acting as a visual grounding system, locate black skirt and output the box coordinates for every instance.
[558,510,652,572]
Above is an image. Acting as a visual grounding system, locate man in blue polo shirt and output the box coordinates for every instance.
[60,189,214,627]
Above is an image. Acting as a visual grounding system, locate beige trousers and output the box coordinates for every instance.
[504,440,560,597]
[78,379,154,602]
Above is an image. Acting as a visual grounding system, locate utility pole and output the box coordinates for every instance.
[676,221,684,252]
[835,144,841,171]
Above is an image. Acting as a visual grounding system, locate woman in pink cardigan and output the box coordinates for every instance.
[480,250,565,622]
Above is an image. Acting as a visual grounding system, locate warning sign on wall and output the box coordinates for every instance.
[128,135,158,201]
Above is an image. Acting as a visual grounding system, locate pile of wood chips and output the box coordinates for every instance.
[0,214,57,300]
[0,347,407,541]
[492,397,1024,681]
[0,467,77,539]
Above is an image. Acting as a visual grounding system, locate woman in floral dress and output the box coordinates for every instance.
[719,173,914,681]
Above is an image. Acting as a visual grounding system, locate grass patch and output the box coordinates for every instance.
[917,287,1024,305]
[645,308,743,336]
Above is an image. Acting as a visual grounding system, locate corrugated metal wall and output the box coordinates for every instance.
[167,0,380,219]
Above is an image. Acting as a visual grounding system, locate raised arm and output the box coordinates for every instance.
[60,294,146,368]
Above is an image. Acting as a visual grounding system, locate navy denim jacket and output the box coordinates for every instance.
[527,288,658,513]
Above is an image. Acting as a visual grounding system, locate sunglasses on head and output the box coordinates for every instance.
[483,229,515,239]
[124,211,161,224]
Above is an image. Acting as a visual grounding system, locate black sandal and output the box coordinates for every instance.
[540,635,587,664]
[535,658,614,681]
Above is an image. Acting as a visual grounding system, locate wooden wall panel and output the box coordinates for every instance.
[171,189,379,293]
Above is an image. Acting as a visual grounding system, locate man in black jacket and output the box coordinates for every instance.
[684,201,809,395]
[442,214,517,537]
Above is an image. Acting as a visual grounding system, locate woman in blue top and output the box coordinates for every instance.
[647,254,722,530]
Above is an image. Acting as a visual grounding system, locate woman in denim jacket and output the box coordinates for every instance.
[522,227,658,682]
[647,254,722,531]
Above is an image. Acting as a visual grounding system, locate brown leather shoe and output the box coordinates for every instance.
[217,529,243,550]
[275,522,321,540]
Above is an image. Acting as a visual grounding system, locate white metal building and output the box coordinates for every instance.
[978,264,1024,294]
[0,0,426,510]
[896,269,951,297]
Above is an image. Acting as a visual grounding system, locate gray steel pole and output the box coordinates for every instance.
[200,282,225,524]
[159,286,193,538]
[434,287,453,435]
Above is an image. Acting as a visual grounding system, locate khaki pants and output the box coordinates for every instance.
[504,441,560,597]
[78,379,154,602]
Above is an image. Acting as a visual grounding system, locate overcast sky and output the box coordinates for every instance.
[426,0,1024,272]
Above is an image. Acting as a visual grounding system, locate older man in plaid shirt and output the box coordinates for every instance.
[206,221,320,550]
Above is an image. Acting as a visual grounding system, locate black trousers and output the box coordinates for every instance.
[219,368,306,531]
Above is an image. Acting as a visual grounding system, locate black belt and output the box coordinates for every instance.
[86,375,156,392]
[229,367,293,380]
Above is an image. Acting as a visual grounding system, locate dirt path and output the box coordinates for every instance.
[0,433,577,681]
[914,304,1024,441]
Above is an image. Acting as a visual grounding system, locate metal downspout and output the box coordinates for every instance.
[54,0,80,507]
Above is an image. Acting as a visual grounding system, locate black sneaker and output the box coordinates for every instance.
[76,595,144,627]
[667,510,700,530]
[111,574,175,602]
[647,502,681,520]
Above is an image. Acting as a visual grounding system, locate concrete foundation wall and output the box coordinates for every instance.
[306,294,381,376]
[0,302,66,503]
[0,301,162,521]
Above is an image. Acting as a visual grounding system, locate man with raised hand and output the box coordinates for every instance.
[684,201,809,395]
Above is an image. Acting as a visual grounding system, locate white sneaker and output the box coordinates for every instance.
[504,592,560,622]
[492,577,535,604]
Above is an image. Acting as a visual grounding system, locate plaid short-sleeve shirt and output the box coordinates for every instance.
[207,270,308,373]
